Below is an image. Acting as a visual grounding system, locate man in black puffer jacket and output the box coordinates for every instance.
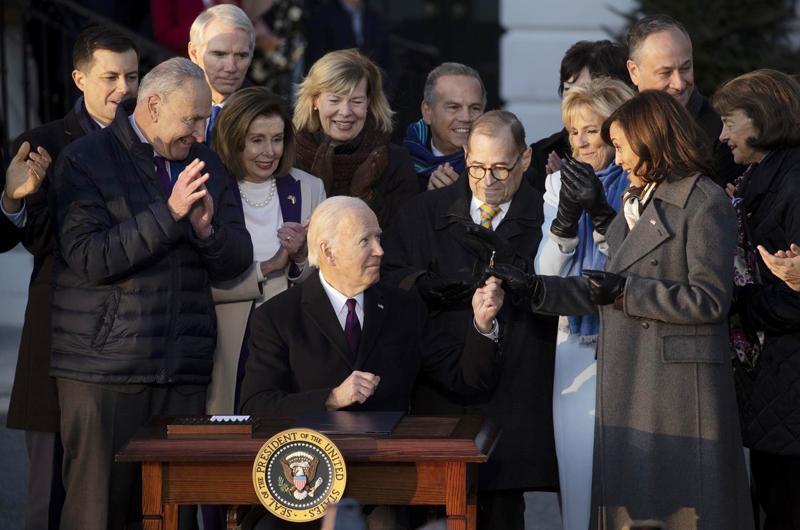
[49,57,252,530]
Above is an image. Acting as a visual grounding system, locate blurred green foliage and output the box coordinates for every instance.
[610,0,800,95]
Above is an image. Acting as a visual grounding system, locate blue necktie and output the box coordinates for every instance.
[205,105,221,146]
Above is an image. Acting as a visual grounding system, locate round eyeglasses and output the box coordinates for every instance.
[466,151,524,181]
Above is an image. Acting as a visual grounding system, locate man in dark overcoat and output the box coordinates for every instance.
[381,110,558,530]
[49,57,252,530]
[4,27,139,530]
[625,14,744,186]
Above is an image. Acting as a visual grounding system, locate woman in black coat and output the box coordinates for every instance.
[713,69,800,528]
[292,49,418,229]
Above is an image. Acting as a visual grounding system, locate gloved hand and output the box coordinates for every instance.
[415,258,476,310]
[583,269,627,306]
[561,158,617,236]
[350,146,388,202]
[549,171,584,239]
[484,263,543,302]
[463,224,517,265]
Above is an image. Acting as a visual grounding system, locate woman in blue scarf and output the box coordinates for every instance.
[535,77,634,530]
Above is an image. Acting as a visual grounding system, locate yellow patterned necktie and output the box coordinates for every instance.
[478,204,500,229]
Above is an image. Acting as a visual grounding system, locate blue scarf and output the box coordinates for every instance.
[403,119,466,177]
[566,162,627,343]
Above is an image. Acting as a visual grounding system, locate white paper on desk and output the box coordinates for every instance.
[209,415,251,422]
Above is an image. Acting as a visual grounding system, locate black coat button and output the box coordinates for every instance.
[651,259,658,266]
[641,322,649,329]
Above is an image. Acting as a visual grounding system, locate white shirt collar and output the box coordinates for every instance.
[129,114,150,146]
[318,270,365,328]
[91,117,108,129]
[469,195,513,229]
[431,139,445,158]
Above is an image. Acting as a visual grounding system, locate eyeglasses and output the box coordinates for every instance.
[466,151,524,181]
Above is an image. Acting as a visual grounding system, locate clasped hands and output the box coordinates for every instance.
[168,158,214,239]
[550,157,616,239]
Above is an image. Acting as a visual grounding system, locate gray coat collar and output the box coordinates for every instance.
[651,173,701,209]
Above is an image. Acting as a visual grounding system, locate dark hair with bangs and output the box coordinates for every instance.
[601,90,712,184]
[712,69,800,152]
[558,40,632,97]
[212,87,296,181]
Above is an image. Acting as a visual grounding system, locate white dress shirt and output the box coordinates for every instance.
[318,270,365,330]
[469,195,512,230]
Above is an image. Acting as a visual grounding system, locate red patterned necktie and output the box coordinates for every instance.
[344,298,361,355]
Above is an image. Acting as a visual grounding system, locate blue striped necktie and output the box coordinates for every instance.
[205,105,221,146]
[478,204,500,229]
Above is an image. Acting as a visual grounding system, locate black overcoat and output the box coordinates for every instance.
[733,147,800,456]
[381,175,559,492]
[7,108,87,432]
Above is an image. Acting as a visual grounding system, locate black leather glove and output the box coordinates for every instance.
[485,264,543,302]
[415,258,476,310]
[561,158,617,236]
[463,224,517,265]
[583,269,627,306]
[549,173,584,239]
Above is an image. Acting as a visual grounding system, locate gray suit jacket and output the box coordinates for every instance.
[537,174,753,530]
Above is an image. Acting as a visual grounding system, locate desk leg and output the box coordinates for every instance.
[142,462,163,530]
[467,463,477,530]
[164,504,179,529]
[445,462,467,530]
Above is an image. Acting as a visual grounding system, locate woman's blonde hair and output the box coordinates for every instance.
[294,49,394,135]
[561,77,635,157]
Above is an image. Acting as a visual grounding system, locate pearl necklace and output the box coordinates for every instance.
[239,177,276,208]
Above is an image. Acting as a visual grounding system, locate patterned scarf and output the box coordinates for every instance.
[565,162,627,344]
[403,119,466,177]
[295,118,390,192]
[622,181,658,231]
[729,164,764,371]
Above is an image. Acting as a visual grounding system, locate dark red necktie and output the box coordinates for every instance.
[154,155,172,195]
[344,298,361,355]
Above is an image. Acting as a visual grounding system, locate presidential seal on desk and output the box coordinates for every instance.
[252,428,347,522]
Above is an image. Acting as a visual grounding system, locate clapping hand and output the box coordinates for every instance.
[561,158,616,235]
[3,142,51,214]
[350,146,388,202]
[278,221,308,263]
[758,244,800,291]
[427,162,460,190]
[168,159,210,220]
[549,170,583,239]
[472,276,504,333]
[484,263,541,301]
[545,150,563,175]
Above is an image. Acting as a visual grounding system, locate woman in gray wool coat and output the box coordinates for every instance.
[487,90,753,530]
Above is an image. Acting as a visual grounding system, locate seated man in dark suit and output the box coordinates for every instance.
[239,195,504,417]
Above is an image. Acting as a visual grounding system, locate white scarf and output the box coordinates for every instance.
[622,181,658,231]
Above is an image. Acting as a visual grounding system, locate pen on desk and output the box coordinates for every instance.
[490,250,496,268]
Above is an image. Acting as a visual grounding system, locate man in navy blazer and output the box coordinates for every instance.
[239,196,504,417]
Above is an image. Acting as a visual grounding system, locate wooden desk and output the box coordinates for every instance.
[116,415,499,530]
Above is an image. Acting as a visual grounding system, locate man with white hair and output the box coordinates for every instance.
[240,196,503,416]
[188,4,255,145]
[50,57,252,529]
